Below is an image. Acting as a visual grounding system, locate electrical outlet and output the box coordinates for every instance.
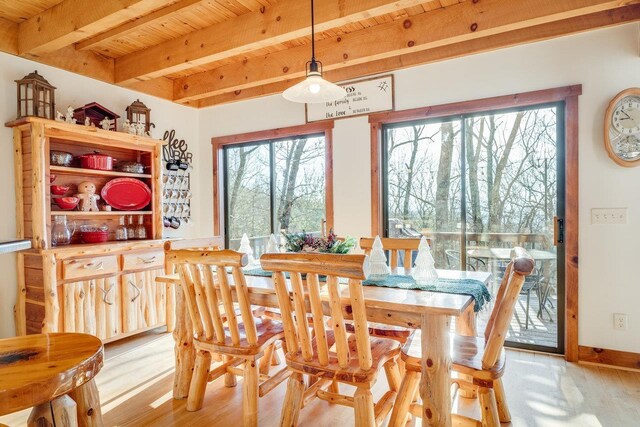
[614,313,628,330]
[591,208,628,225]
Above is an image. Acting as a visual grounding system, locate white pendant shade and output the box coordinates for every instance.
[283,72,347,104]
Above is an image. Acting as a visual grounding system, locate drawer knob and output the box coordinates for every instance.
[137,256,157,264]
[128,280,142,302]
[101,283,115,305]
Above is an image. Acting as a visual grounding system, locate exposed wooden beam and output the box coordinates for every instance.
[18,0,176,56]
[177,0,640,102]
[75,0,204,51]
[0,17,18,55]
[114,0,431,84]
[196,4,640,108]
[22,46,115,82]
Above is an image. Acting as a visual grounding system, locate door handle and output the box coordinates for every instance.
[554,216,564,246]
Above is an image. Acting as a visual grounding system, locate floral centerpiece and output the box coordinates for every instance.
[283,230,356,254]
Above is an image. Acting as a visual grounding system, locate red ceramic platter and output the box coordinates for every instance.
[101,178,151,211]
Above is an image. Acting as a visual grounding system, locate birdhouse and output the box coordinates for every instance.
[15,71,56,120]
[73,102,120,131]
[126,99,152,133]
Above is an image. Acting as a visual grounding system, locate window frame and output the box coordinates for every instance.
[212,121,335,246]
[369,85,581,362]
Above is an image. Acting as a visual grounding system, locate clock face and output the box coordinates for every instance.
[612,99,640,134]
[608,93,640,163]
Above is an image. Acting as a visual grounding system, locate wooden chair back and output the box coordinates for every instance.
[260,253,373,370]
[481,247,534,369]
[359,237,425,269]
[164,236,224,251]
[165,249,257,346]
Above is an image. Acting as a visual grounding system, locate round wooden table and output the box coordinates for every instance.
[0,333,104,426]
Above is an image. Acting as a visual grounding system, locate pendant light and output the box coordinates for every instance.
[282,0,347,103]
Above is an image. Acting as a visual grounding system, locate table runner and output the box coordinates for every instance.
[242,267,491,312]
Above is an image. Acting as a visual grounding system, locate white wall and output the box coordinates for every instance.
[199,24,640,354]
[0,52,202,338]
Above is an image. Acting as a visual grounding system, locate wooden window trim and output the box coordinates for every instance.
[211,121,335,240]
[369,85,581,362]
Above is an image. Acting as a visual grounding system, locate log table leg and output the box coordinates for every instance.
[420,313,451,427]
[28,395,78,427]
[68,379,103,427]
[456,304,477,398]
[173,283,196,399]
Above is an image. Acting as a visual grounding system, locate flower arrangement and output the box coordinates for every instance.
[283,230,356,254]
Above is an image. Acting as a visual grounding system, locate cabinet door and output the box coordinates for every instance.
[121,268,166,333]
[62,276,120,340]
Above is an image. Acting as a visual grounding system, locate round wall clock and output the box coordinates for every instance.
[604,88,640,167]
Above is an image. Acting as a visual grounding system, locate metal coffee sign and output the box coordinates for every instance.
[306,75,394,122]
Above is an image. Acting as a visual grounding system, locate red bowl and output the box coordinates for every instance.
[81,230,109,244]
[53,197,79,210]
[50,185,70,196]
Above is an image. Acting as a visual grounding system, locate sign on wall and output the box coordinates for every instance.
[306,75,394,123]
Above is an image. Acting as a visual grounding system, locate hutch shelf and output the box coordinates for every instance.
[7,117,172,342]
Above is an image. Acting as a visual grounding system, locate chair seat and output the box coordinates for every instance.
[195,317,285,358]
[285,330,400,385]
[344,321,411,342]
[401,331,505,381]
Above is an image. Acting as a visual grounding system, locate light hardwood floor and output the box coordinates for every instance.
[1,329,639,426]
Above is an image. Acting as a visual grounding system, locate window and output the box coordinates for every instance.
[218,127,331,256]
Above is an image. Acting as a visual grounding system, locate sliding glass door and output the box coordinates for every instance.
[382,103,565,353]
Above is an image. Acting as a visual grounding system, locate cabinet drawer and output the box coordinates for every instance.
[122,250,165,271]
[62,256,118,281]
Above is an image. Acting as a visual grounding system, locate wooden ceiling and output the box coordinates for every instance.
[1,0,639,108]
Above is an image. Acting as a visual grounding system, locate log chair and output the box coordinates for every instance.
[261,252,402,427]
[165,249,289,427]
[387,247,535,427]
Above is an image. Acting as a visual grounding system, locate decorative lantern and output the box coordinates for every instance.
[126,99,152,133]
[15,71,56,120]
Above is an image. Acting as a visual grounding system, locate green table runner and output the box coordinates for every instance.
[242,267,491,312]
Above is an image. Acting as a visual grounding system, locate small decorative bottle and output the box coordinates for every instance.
[134,215,147,240]
[126,215,135,239]
[115,215,128,241]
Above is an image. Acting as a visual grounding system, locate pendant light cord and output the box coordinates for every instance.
[311,0,315,61]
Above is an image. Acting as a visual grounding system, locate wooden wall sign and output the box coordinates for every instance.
[306,75,394,123]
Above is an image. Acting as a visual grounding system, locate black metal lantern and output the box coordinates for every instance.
[15,71,56,120]
[126,99,152,133]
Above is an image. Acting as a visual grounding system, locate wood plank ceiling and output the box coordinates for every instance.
[1,0,639,108]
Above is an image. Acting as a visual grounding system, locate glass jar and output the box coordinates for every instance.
[126,215,136,239]
[134,215,147,240]
[115,216,128,241]
[51,215,75,246]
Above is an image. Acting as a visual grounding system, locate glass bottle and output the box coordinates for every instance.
[126,215,136,239]
[134,215,147,240]
[115,216,128,241]
[51,215,75,246]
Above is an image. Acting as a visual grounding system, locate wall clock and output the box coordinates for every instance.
[604,88,640,167]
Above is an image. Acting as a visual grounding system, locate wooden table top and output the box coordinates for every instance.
[157,268,491,317]
[0,333,103,415]
[467,247,556,261]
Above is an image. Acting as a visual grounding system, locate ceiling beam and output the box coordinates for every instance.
[196,3,640,108]
[18,0,176,56]
[114,0,431,84]
[75,0,204,51]
[175,0,640,103]
[0,17,18,55]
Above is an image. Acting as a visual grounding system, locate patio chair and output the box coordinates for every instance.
[444,249,487,271]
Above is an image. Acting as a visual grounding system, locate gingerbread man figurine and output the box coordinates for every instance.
[76,181,100,212]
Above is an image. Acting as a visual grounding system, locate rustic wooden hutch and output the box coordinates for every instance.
[8,117,170,342]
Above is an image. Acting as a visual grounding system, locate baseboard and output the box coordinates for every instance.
[578,345,640,370]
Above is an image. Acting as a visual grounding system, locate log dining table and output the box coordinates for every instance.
[156,267,491,427]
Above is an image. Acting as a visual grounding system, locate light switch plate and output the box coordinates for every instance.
[591,208,628,225]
